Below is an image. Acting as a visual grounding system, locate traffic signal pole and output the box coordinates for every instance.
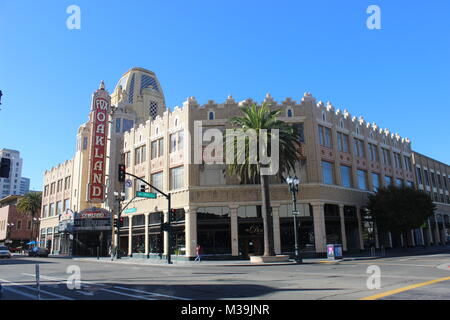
[118,168,172,264]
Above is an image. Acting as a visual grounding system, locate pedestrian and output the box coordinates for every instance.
[194,244,202,262]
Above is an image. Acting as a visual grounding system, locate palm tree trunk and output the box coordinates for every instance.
[260,173,275,256]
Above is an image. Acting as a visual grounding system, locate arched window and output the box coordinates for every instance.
[208,111,215,120]
[322,112,326,122]
[339,119,344,129]
[287,109,293,117]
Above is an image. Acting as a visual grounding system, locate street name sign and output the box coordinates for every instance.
[136,191,157,199]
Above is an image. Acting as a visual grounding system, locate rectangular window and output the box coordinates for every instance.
[337,132,349,153]
[49,203,55,217]
[394,153,402,169]
[50,183,55,194]
[340,165,352,188]
[151,172,163,192]
[424,170,430,186]
[318,125,332,148]
[64,176,71,190]
[357,170,368,190]
[321,161,334,185]
[143,145,147,162]
[403,156,412,171]
[17,220,21,230]
[406,181,414,188]
[437,174,442,189]
[135,147,141,165]
[369,143,378,162]
[396,178,403,187]
[63,199,70,211]
[170,134,177,153]
[178,131,184,150]
[124,152,131,167]
[43,205,48,218]
[293,123,305,142]
[27,220,32,230]
[56,201,62,216]
[372,173,380,191]
[158,138,164,157]
[382,148,391,166]
[123,119,134,132]
[384,176,392,186]
[151,141,158,159]
[431,172,436,187]
[44,185,49,197]
[354,139,365,158]
[416,167,423,185]
[170,166,184,190]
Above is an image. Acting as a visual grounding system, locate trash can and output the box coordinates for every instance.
[327,244,343,260]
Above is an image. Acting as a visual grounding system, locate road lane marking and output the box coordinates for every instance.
[113,285,191,300]
[361,276,450,300]
[1,284,38,300]
[0,278,74,300]
[22,273,188,300]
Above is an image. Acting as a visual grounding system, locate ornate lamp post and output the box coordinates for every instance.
[286,176,302,263]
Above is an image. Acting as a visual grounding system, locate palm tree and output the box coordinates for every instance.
[225,103,301,256]
[16,192,42,245]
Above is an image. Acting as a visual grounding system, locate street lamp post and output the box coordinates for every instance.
[6,223,14,245]
[286,176,302,263]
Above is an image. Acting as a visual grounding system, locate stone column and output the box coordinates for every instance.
[434,215,441,245]
[128,215,133,256]
[272,205,281,255]
[144,213,149,256]
[230,205,239,256]
[427,218,433,245]
[356,206,365,250]
[374,223,380,249]
[51,229,55,254]
[410,229,416,247]
[338,204,348,251]
[184,206,197,258]
[419,227,425,246]
[312,202,326,253]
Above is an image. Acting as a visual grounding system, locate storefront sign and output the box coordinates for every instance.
[87,86,110,203]
[73,208,111,231]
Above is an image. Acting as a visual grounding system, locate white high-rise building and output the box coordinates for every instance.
[0,149,29,198]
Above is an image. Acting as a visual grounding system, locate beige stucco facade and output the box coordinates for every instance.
[40,67,449,258]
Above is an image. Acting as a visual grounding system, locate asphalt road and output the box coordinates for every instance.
[0,253,449,300]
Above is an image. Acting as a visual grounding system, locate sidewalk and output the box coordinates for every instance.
[71,245,450,267]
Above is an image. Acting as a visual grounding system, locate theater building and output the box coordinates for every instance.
[40,67,448,259]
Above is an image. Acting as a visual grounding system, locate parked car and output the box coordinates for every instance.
[28,247,49,257]
[0,246,12,259]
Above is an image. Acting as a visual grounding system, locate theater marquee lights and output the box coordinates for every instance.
[87,82,110,202]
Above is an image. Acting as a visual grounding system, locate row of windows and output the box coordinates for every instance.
[319,125,412,171]
[322,161,413,191]
[416,167,450,192]
[44,176,71,197]
[125,167,184,199]
[0,220,32,231]
[42,199,70,218]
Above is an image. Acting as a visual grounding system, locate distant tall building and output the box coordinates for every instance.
[0,149,30,198]
[19,177,30,195]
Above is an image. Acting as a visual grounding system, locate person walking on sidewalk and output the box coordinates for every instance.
[195,244,203,262]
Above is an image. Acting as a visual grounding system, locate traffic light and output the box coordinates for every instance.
[170,209,177,222]
[0,158,11,179]
[113,218,118,228]
[118,164,125,182]
[119,217,124,228]
[140,184,146,192]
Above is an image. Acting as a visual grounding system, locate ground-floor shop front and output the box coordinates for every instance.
[117,202,373,259]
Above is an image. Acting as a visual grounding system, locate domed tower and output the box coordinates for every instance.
[111,67,166,124]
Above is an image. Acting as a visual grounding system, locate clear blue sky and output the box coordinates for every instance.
[0,0,449,191]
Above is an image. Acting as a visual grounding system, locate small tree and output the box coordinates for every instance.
[367,186,435,245]
[16,192,42,245]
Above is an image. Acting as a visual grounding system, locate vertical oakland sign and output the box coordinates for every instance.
[88,83,110,202]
